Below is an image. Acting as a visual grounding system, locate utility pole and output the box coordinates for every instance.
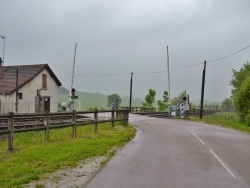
[129,72,133,112]
[0,35,5,66]
[15,69,18,113]
[200,61,207,119]
[167,46,171,114]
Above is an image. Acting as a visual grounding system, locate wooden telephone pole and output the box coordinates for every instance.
[200,61,207,119]
[129,72,133,112]
[15,69,18,113]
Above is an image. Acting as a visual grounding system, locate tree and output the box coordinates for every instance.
[142,89,156,108]
[221,98,235,111]
[107,94,121,108]
[157,91,169,112]
[234,76,250,125]
[171,90,187,107]
[230,62,250,96]
[230,62,250,125]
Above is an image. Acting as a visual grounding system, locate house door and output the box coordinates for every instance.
[44,97,50,112]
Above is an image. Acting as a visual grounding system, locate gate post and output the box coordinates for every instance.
[45,112,50,142]
[125,110,129,127]
[94,109,98,133]
[111,109,115,128]
[72,110,77,138]
[8,112,14,151]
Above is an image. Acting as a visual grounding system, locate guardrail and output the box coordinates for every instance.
[0,109,129,151]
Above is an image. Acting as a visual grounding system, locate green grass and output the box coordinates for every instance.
[190,111,250,134]
[0,123,136,188]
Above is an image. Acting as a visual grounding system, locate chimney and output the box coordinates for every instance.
[0,57,3,78]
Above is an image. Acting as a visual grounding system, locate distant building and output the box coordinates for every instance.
[0,62,62,114]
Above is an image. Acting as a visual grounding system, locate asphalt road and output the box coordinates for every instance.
[86,114,250,188]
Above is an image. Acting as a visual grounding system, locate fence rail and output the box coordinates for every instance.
[120,106,156,113]
[0,109,129,151]
[189,109,218,117]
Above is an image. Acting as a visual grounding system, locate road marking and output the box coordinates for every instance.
[210,150,236,178]
[187,130,205,145]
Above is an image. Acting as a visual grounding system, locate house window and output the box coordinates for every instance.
[42,74,47,89]
[17,93,23,99]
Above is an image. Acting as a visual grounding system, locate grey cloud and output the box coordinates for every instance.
[0,0,249,102]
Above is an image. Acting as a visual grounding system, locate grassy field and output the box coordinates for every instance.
[190,111,250,134]
[0,123,136,188]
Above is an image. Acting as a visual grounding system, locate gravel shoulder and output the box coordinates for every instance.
[24,155,106,188]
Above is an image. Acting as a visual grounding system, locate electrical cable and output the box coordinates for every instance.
[58,73,130,77]
[170,63,203,71]
[207,45,250,63]
[58,63,203,77]
[58,44,250,77]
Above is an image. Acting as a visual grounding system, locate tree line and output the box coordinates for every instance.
[230,62,250,125]
[106,89,189,112]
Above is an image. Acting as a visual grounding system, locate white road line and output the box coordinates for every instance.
[210,150,236,178]
[187,130,205,145]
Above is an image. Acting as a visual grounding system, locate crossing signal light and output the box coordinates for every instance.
[71,88,76,96]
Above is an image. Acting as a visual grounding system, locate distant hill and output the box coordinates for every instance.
[57,86,144,110]
[58,86,70,94]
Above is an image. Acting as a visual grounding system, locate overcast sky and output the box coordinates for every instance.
[0,0,249,102]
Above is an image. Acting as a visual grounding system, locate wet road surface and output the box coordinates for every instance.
[86,114,250,188]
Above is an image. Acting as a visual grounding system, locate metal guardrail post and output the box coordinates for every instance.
[111,109,115,128]
[45,112,50,142]
[8,112,14,151]
[94,109,98,133]
[72,110,77,138]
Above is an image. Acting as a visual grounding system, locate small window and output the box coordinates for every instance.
[17,93,23,99]
[42,74,47,89]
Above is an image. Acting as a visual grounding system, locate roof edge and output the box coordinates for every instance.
[8,64,62,94]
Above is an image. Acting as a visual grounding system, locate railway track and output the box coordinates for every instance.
[0,114,92,131]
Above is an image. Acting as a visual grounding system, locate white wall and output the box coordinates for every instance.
[0,69,59,114]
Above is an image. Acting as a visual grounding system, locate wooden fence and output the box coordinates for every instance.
[0,109,129,151]
[189,109,218,117]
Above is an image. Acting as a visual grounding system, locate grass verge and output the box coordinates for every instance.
[0,123,136,188]
[190,112,250,134]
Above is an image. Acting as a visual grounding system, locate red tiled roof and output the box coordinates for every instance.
[0,64,62,94]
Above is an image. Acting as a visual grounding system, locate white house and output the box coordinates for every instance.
[0,62,62,114]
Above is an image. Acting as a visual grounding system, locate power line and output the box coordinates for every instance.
[57,44,250,77]
[134,70,167,75]
[207,44,250,63]
[58,63,203,77]
[170,63,203,71]
[58,73,130,77]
